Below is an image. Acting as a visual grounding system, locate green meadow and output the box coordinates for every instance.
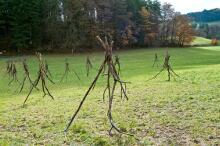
[0,46,220,145]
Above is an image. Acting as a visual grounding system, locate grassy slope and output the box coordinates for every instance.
[208,21,220,26]
[192,37,212,46]
[0,46,220,145]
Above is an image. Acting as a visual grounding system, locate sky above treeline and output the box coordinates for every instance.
[159,0,220,14]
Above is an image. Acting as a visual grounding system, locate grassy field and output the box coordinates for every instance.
[0,46,220,145]
[192,37,212,46]
[208,21,220,26]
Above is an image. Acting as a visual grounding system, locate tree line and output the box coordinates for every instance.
[0,0,195,52]
[187,8,220,22]
[192,22,220,40]
[188,8,220,40]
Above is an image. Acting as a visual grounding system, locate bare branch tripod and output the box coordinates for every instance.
[23,53,55,106]
[65,36,129,135]
[148,50,179,81]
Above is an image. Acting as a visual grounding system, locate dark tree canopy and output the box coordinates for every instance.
[188,9,220,40]
[187,8,220,22]
[0,0,195,52]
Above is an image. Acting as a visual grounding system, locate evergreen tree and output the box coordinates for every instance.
[10,0,42,50]
[41,0,63,49]
[62,0,91,49]
[0,0,196,51]
[112,0,129,47]
[0,0,12,50]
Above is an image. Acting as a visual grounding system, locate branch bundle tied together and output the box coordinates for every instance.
[152,53,159,68]
[23,52,55,106]
[114,55,121,75]
[148,49,179,81]
[7,61,20,85]
[86,56,93,77]
[60,59,70,82]
[20,59,39,93]
[65,36,129,135]
[60,58,80,82]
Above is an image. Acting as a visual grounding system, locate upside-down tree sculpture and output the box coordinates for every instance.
[60,58,81,82]
[65,36,129,135]
[114,55,121,75]
[6,61,12,74]
[152,53,159,68]
[60,59,70,82]
[8,61,20,85]
[148,49,179,81]
[20,59,39,92]
[86,56,93,77]
[23,53,55,105]
[45,60,52,77]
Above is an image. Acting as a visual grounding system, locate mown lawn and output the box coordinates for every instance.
[0,46,220,145]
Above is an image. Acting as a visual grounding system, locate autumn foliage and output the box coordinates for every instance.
[175,15,195,46]
[211,38,218,46]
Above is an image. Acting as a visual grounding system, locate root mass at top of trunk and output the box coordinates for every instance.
[148,50,179,81]
[23,53,55,106]
[65,36,129,136]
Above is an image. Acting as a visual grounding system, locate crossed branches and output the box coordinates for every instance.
[86,56,93,77]
[45,60,52,77]
[148,50,179,81]
[65,36,129,135]
[19,59,39,93]
[6,61,12,74]
[60,58,81,82]
[152,53,159,68]
[8,61,20,85]
[114,55,121,75]
[23,53,55,106]
[60,59,70,82]
[72,69,81,81]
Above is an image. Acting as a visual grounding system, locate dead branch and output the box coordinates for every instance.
[148,49,179,81]
[23,53,55,106]
[114,55,121,75]
[45,60,52,78]
[152,53,159,68]
[6,61,12,74]
[86,56,93,77]
[60,59,70,82]
[8,62,20,85]
[65,36,129,135]
[19,59,39,93]
[60,58,80,82]
[72,69,81,81]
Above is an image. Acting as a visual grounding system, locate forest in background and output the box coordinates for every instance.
[187,8,220,22]
[188,9,220,40]
[0,0,195,52]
